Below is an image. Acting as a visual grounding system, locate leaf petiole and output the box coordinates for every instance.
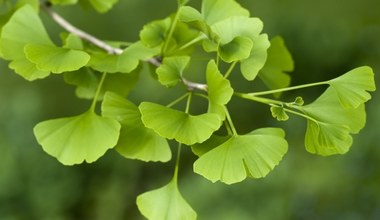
[224,106,238,135]
[224,61,237,78]
[162,6,182,55]
[248,81,328,96]
[166,93,190,108]
[173,142,182,182]
[90,72,107,112]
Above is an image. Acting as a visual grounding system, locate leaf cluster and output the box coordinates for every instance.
[0,0,376,219]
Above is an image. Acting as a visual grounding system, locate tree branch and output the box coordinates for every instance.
[41,3,208,91]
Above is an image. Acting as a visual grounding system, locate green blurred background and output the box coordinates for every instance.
[1,0,380,219]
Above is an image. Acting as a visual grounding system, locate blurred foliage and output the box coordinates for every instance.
[1,0,379,219]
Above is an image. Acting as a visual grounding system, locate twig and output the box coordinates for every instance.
[182,78,208,91]
[42,3,208,91]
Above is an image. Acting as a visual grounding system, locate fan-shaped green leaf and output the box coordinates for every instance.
[259,36,294,95]
[211,16,263,44]
[50,0,78,5]
[299,87,366,156]
[218,36,253,63]
[240,34,270,81]
[137,178,197,220]
[64,68,139,100]
[305,121,352,156]
[140,17,171,48]
[79,0,118,13]
[24,44,90,73]
[139,102,221,145]
[206,60,233,118]
[88,41,160,73]
[33,111,121,165]
[193,127,288,184]
[102,92,171,162]
[202,0,249,25]
[206,60,234,105]
[270,106,289,121]
[328,66,376,108]
[301,87,366,134]
[156,56,190,87]
[0,5,53,80]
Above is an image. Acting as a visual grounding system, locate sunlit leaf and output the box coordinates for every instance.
[79,0,118,13]
[0,5,53,80]
[64,68,139,100]
[24,44,90,73]
[34,111,121,165]
[259,36,294,96]
[193,128,288,184]
[140,17,171,48]
[139,102,221,145]
[240,34,270,81]
[50,0,78,5]
[328,66,376,108]
[137,178,197,220]
[202,0,249,25]
[88,41,160,73]
[218,36,253,63]
[299,87,367,156]
[156,56,190,87]
[206,60,233,118]
[102,92,171,162]
[270,106,289,121]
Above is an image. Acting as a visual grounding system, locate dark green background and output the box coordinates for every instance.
[1,0,379,219]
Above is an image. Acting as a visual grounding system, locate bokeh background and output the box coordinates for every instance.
[1,0,380,219]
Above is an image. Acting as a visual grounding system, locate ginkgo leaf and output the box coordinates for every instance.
[206,60,233,118]
[305,121,352,156]
[50,0,78,5]
[193,127,288,184]
[206,60,234,105]
[240,34,270,81]
[140,17,171,48]
[24,44,90,73]
[79,0,118,13]
[259,36,294,96]
[270,106,289,121]
[218,36,253,63]
[0,5,53,80]
[102,92,171,162]
[61,33,84,50]
[139,102,221,145]
[137,178,197,220]
[156,56,191,87]
[202,0,249,25]
[88,41,160,73]
[300,87,366,134]
[64,68,139,100]
[328,66,376,108]
[33,110,121,165]
[299,87,367,156]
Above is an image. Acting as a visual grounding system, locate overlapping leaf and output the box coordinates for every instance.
[328,66,376,109]
[206,60,233,118]
[259,36,294,95]
[193,127,288,184]
[140,17,171,48]
[201,0,249,25]
[0,5,52,80]
[137,178,197,220]
[64,68,139,100]
[34,111,121,165]
[79,0,118,13]
[209,16,269,79]
[299,87,367,155]
[102,92,171,162]
[139,102,221,145]
[156,56,190,87]
[88,41,159,73]
[24,44,90,73]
